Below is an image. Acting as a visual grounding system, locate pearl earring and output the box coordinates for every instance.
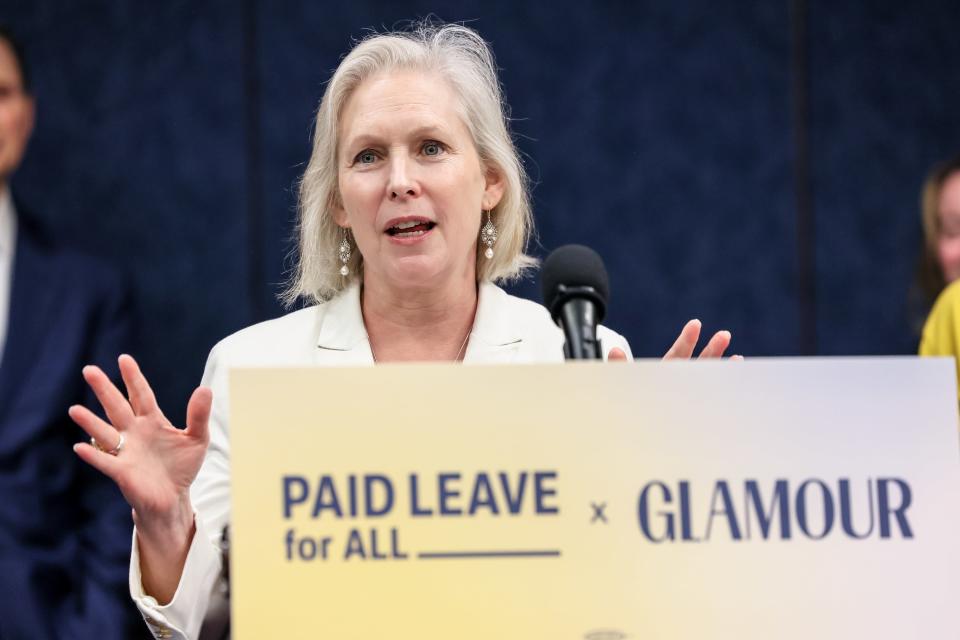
[480,210,498,259]
[338,230,351,276]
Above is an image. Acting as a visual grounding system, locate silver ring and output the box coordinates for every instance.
[91,433,125,456]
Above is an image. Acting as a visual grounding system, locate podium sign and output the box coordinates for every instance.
[229,358,960,639]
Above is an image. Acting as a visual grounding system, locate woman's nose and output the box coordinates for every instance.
[387,156,421,200]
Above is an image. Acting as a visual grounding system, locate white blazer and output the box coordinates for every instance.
[130,281,632,640]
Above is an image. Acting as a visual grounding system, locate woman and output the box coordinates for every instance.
[916,154,960,310]
[917,156,960,395]
[68,22,736,639]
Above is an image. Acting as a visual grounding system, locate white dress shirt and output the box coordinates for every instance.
[0,186,16,364]
[130,280,632,640]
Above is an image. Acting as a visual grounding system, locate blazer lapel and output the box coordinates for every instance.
[313,282,374,365]
[464,282,523,364]
[0,223,59,421]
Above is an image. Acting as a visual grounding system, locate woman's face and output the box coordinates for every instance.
[335,70,504,291]
[937,171,960,284]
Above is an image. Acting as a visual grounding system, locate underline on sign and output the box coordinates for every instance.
[417,550,561,559]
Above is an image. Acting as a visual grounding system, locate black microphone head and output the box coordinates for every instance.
[541,244,609,323]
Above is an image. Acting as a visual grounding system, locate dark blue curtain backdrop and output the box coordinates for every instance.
[3,1,959,413]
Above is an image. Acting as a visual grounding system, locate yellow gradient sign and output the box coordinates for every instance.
[229,358,960,639]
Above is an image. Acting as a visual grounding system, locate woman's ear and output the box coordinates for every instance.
[331,193,350,227]
[482,165,506,210]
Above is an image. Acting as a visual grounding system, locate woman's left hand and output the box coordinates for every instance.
[608,319,743,361]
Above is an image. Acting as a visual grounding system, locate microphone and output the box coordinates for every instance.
[541,244,609,360]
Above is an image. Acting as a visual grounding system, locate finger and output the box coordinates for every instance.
[698,330,732,359]
[663,319,701,360]
[729,354,744,362]
[82,365,135,428]
[184,386,213,443]
[73,441,123,480]
[68,404,122,448]
[118,354,160,416]
[608,347,628,361]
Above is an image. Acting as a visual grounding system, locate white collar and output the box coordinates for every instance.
[314,280,524,356]
[314,282,368,352]
[0,186,14,257]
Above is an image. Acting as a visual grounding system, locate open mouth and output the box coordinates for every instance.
[385,219,436,238]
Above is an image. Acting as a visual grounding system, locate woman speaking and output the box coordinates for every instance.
[68,22,735,639]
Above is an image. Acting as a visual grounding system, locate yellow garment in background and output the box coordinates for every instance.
[919,279,960,400]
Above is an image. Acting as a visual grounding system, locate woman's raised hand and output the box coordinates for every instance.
[69,354,212,603]
[69,354,211,522]
[608,319,743,361]
[661,319,741,360]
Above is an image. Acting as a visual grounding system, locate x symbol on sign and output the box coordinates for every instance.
[590,502,607,523]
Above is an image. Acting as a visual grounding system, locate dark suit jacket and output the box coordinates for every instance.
[0,206,142,639]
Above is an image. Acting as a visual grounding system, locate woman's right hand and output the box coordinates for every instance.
[68,353,212,602]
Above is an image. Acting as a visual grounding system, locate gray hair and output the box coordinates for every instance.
[283,21,536,306]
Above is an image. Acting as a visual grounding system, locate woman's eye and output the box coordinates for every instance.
[422,141,444,156]
[355,150,377,164]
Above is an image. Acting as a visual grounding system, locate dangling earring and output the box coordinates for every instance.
[338,229,351,276]
[480,210,498,259]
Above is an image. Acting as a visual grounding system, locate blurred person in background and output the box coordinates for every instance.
[0,25,141,638]
[915,155,960,314]
[916,155,960,400]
